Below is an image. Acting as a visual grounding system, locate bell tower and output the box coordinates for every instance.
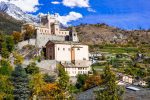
[70,27,79,42]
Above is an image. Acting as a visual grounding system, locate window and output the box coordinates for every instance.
[77,48,80,50]
[58,48,59,50]
[68,48,70,51]
[63,48,65,51]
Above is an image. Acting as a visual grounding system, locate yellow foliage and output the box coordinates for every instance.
[13,52,23,65]
[12,31,22,43]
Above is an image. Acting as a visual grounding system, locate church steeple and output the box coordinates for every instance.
[70,27,79,42]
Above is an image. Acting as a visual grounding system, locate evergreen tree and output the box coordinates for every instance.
[25,62,39,75]
[44,74,56,83]
[1,41,9,58]
[0,59,13,76]
[76,74,88,89]
[96,65,125,100]
[58,64,69,90]
[6,36,14,52]
[11,65,30,100]
[57,64,70,99]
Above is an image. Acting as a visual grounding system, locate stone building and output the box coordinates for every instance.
[36,13,79,48]
[21,13,91,77]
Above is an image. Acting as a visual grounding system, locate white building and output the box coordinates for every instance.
[45,40,91,76]
[122,75,133,84]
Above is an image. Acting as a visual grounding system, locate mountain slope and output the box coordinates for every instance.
[0,1,38,23]
[0,12,22,34]
[75,24,150,46]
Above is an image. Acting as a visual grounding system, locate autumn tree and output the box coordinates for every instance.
[29,73,45,99]
[0,75,14,100]
[95,66,125,100]
[13,52,23,65]
[40,83,61,99]
[23,24,35,40]
[0,59,13,99]
[11,65,30,99]
[12,31,22,43]
[83,74,102,90]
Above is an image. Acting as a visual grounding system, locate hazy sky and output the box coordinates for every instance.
[2,0,150,30]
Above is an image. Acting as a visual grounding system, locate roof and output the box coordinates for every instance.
[126,86,140,91]
[61,63,89,68]
[46,40,85,45]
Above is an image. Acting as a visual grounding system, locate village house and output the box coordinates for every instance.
[122,75,134,84]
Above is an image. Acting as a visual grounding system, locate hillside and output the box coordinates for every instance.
[75,24,150,46]
[0,12,22,34]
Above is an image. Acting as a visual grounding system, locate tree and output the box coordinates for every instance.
[76,74,88,89]
[1,42,9,58]
[95,66,125,100]
[0,59,13,76]
[23,24,35,40]
[29,73,45,99]
[0,33,4,52]
[6,36,14,52]
[12,31,22,43]
[11,65,30,100]
[57,64,70,98]
[13,52,23,65]
[58,64,69,90]
[83,74,102,90]
[25,62,39,75]
[0,75,14,100]
[146,77,150,88]
[44,74,56,83]
[40,83,61,99]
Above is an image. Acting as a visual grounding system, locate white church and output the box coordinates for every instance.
[22,13,91,77]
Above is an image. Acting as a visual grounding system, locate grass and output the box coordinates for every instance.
[99,47,139,53]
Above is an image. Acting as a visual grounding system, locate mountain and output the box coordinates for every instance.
[0,1,39,23]
[0,12,22,34]
[74,24,150,46]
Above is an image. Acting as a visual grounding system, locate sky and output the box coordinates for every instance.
[1,0,150,30]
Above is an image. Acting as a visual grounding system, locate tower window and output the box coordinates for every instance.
[58,48,59,50]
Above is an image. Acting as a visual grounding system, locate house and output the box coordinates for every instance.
[133,80,147,87]
[45,40,91,76]
[122,75,133,84]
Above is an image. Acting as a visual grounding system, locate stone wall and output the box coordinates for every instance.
[36,32,66,48]
[22,60,57,75]
[17,39,36,49]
